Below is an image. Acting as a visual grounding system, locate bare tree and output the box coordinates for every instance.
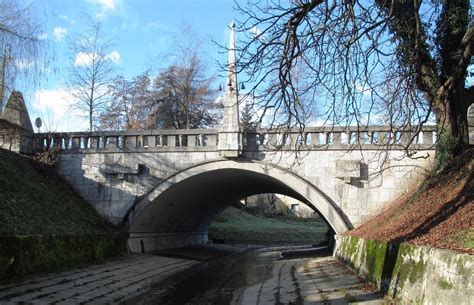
[234,0,473,158]
[240,99,257,131]
[148,22,221,129]
[150,62,220,129]
[66,18,115,131]
[0,0,48,112]
[99,72,152,130]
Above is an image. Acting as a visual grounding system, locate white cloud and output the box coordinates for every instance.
[94,0,117,11]
[145,21,161,31]
[59,15,76,25]
[74,52,97,67]
[32,88,89,132]
[38,32,48,40]
[15,59,35,70]
[89,0,123,20]
[33,89,70,116]
[53,27,68,42]
[74,51,121,66]
[104,51,121,64]
[94,12,106,21]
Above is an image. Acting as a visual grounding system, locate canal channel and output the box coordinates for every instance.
[125,245,385,305]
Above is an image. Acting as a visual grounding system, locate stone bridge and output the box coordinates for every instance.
[31,22,437,253]
[34,126,436,253]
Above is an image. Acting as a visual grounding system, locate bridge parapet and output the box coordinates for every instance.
[33,125,437,154]
[244,125,437,151]
[33,129,219,153]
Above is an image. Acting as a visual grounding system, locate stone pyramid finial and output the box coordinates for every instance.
[2,91,33,132]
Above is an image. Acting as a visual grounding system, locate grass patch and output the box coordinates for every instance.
[0,149,124,280]
[208,206,329,244]
[0,148,115,235]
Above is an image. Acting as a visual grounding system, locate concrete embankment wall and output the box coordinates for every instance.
[0,233,127,281]
[334,235,473,304]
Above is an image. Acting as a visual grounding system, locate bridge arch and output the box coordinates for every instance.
[125,159,350,253]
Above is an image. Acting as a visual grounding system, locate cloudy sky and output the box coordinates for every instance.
[23,0,237,131]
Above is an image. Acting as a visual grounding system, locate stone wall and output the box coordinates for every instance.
[0,233,127,280]
[0,119,32,153]
[55,147,434,229]
[334,235,473,304]
[56,151,220,224]
[37,126,437,233]
[250,149,435,227]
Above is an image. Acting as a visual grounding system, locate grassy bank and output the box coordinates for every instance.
[209,206,329,245]
[0,149,114,235]
[0,149,125,280]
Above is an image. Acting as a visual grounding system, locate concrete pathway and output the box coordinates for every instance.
[0,254,198,304]
[230,256,383,305]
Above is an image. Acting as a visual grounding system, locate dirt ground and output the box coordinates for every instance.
[347,148,473,255]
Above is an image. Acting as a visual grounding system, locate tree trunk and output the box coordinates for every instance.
[436,83,473,154]
[89,107,93,132]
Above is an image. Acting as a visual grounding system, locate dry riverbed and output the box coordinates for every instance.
[0,245,385,304]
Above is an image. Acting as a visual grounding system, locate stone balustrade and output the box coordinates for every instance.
[244,125,437,151]
[33,129,219,153]
[33,125,437,153]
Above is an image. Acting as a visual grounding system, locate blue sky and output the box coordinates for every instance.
[25,0,237,131]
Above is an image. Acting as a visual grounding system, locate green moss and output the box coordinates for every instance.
[340,236,360,258]
[431,131,461,175]
[0,234,127,281]
[364,239,387,284]
[438,278,454,290]
[408,259,426,284]
[391,244,426,291]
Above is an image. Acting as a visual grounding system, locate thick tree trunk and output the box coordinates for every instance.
[436,84,473,153]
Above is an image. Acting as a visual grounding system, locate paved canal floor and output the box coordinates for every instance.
[0,245,385,304]
[0,254,198,304]
[127,246,385,305]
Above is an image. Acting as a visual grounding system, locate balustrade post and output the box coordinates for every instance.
[52,136,61,149]
[333,132,342,148]
[89,137,99,149]
[125,136,137,148]
[377,131,387,144]
[61,136,68,149]
[105,136,117,148]
[206,134,216,146]
[187,135,196,147]
[422,131,433,145]
[70,137,79,149]
[146,135,156,147]
[245,132,257,148]
[167,135,176,146]
[309,133,319,146]
[118,136,125,148]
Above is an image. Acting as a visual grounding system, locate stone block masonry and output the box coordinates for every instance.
[33,126,436,252]
[334,235,473,304]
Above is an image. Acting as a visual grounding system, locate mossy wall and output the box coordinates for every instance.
[334,235,473,304]
[0,233,127,282]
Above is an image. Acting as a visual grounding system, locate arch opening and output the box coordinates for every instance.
[126,160,349,253]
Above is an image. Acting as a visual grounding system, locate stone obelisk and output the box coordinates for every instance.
[218,21,242,157]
